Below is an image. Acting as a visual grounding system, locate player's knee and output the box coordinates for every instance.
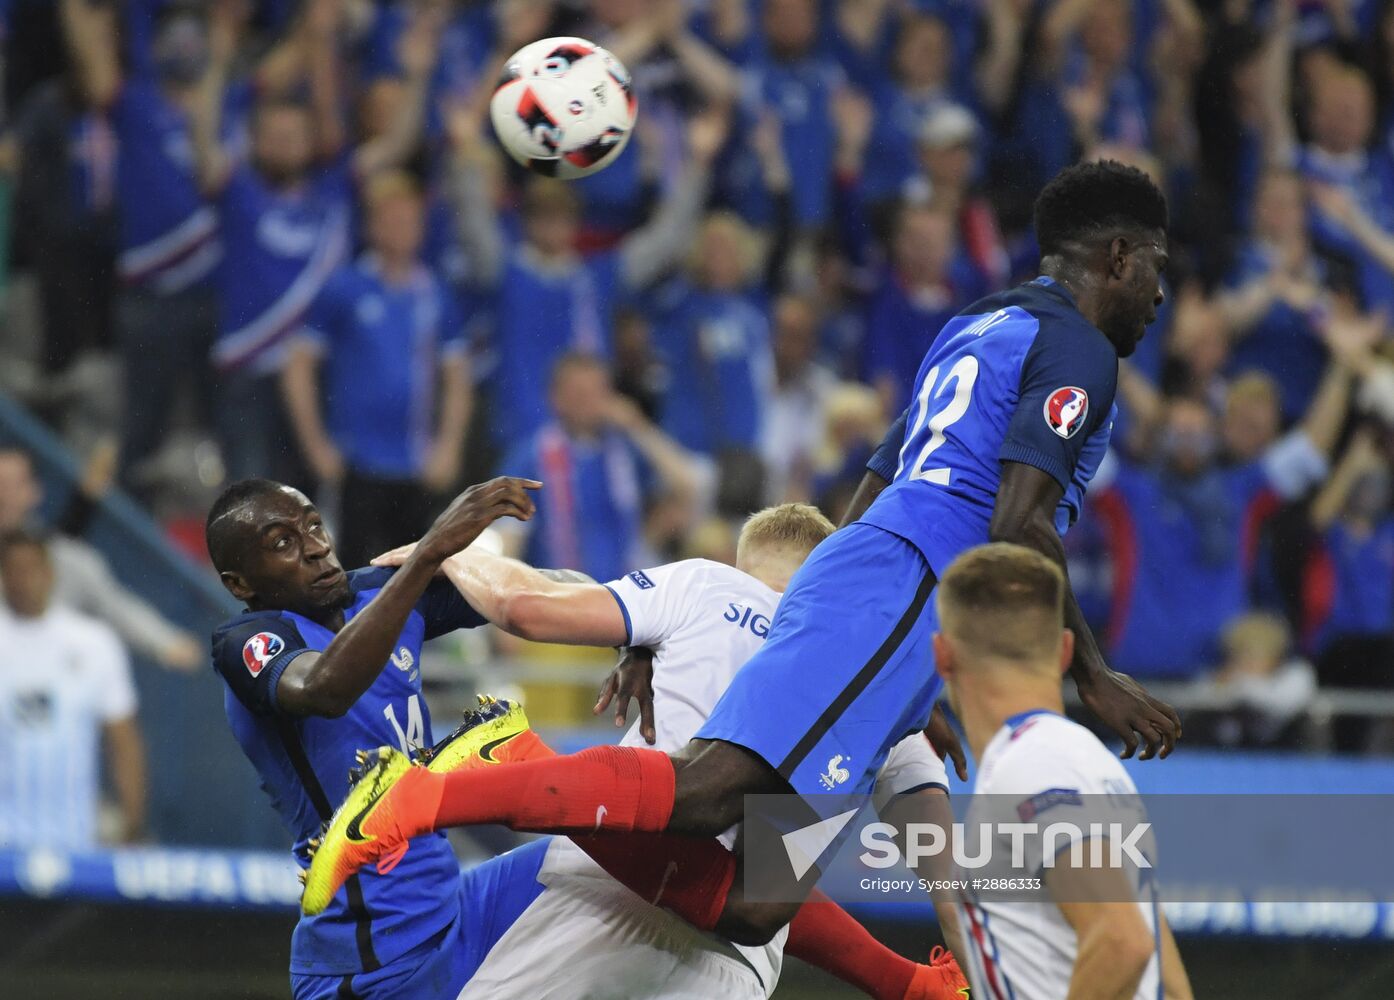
[668,741,784,836]
[716,900,799,946]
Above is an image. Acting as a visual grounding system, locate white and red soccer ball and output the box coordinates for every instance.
[489,37,636,179]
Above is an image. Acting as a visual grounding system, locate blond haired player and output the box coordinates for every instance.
[364,504,968,999]
[933,543,1193,1000]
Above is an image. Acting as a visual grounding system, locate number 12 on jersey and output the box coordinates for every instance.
[897,355,980,485]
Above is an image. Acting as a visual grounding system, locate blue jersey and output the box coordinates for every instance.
[498,424,645,583]
[210,568,484,976]
[211,162,353,373]
[862,277,1118,575]
[489,249,621,446]
[656,284,773,454]
[303,255,466,478]
[110,80,225,293]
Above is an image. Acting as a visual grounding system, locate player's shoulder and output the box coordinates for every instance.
[210,610,304,673]
[980,712,1131,795]
[346,565,396,595]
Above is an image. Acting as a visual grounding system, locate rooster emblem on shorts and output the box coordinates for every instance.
[1043,387,1089,439]
[819,754,852,789]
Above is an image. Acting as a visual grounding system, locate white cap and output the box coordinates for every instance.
[918,103,979,150]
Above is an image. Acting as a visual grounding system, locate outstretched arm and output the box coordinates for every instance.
[374,543,629,646]
[991,461,1181,758]
[352,4,443,176]
[618,106,726,289]
[60,0,121,108]
[190,0,242,194]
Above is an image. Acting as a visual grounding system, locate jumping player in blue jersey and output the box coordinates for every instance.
[306,160,1184,950]
[206,475,546,999]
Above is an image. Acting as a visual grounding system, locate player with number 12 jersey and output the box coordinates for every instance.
[861,274,1115,574]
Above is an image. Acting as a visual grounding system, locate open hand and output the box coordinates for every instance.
[1076,669,1181,760]
[594,646,656,743]
[418,477,541,562]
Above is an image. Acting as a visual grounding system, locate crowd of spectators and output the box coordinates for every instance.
[2,0,1394,753]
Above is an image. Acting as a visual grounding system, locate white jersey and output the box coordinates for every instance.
[461,559,948,999]
[0,605,138,851]
[955,711,1160,1000]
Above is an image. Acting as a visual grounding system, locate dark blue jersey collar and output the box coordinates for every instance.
[1030,275,1079,310]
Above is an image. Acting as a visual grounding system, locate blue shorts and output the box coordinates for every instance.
[697,523,942,801]
[292,839,549,1000]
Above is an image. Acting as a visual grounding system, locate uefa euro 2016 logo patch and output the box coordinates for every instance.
[242,632,285,677]
[1043,386,1089,439]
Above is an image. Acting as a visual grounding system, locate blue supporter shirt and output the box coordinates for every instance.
[109,79,226,294]
[731,56,841,227]
[1318,519,1394,644]
[211,162,353,373]
[861,276,1118,575]
[489,249,622,447]
[1223,242,1328,421]
[209,568,485,976]
[1099,459,1274,677]
[1301,145,1394,313]
[862,260,985,412]
[498,424,645,582]
[655,285,773,454]
[302,255,466,478]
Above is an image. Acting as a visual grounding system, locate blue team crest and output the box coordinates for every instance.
[242,632,284,677]
[1044,386,1089,439]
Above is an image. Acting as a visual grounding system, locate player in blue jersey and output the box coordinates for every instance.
[206,475,542,999]
[306,160,1184,948]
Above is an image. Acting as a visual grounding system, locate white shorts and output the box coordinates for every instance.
[458,874,769,1000]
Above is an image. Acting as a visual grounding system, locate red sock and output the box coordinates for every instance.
[572,832,737,932]
[424,745,676,836]
[787,889,918,1000]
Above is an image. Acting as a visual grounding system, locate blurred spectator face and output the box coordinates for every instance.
[895,15,951,91]
[1223,375,1282,462]
[1081,0,1132,71]
[614,310,653,369]
[1252,171,1306,244]
[154,13,209,87]
[253,103,315,186]
[0,451,41,533]
[920,141,975,196]
[359,78,406,143]
[1222,613,1289,678]
[366,185,425,263]
[1159,398,1219,477]
[1309,70,1375,156]
[524,181,581,257]
[0,538,54,619]
[893,207,954,285]
[550,358,613,437]
[764,0,818,60]
[1168,285,1228,376]
[1347,467,1392,521]
[773,296,818,377]
[694,214,754,291]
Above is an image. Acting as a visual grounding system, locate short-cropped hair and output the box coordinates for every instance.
[937,543,1066,662]
[737,503,835,563]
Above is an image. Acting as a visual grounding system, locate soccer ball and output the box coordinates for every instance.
[489,37,636,179]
